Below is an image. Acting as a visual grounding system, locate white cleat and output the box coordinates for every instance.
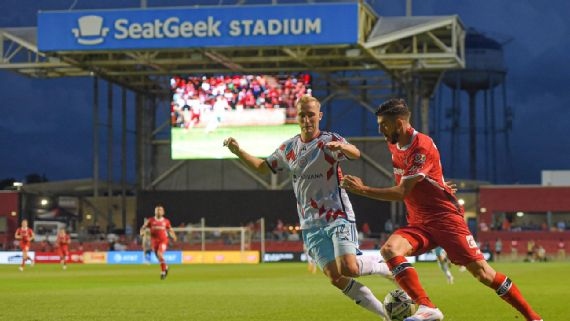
[404,305,444,321]
[19,266,24,272]
[446,275,454,284]
[63,265,67,270]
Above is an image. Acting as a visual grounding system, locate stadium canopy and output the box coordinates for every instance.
[0,0,466,199]
[0,1,465,97]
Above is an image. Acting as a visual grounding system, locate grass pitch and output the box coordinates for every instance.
[0,262,563,321]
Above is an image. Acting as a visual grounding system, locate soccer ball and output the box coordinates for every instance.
[383,289,416,321]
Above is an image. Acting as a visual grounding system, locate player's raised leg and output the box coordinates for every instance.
[466,260,542,321]
[307,220,389,320]
[356,252,393,279]
[381,234,443,321]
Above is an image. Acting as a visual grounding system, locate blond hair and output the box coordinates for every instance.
[295,95,320,110]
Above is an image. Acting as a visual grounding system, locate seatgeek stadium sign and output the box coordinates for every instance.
[37,3,359,51]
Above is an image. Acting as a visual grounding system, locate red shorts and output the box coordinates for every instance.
[20,242,30,251]
[151,239,168,253]
[394,214,484,266]
[58,246,69,257]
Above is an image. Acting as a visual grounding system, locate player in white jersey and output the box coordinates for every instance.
[224,95,392,320]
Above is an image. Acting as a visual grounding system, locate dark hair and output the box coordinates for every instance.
[375,98,411,118]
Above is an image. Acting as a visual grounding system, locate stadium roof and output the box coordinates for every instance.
[0,2,465,96]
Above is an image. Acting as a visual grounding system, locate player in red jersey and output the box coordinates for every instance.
[140,205,177,280]
[14,219,35,271]
[341,98,542,321]
[56,228,70,270]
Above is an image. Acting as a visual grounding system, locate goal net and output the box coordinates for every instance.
[172,225,253,252]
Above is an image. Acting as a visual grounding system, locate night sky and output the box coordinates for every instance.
[1,0,569,184]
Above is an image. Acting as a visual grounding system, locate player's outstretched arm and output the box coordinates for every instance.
[340,174,421,201]
[223,137,270,174]
[30,231,35,242]
[325,141,361,160]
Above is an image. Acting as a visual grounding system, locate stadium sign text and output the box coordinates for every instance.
[38,3,358,51]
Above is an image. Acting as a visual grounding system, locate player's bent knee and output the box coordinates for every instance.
[341,263,359,277]
[380,244,398,259]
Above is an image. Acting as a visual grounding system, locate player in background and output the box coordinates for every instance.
[224,95,392,320]
[140,205,177,280]
[14,219,35,271]
[341,98,542,321]
[56,228,70,270]
[433,247,453,284]
[141,218,153,265]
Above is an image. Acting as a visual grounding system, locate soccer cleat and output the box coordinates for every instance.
[404,305,444,321]
[160,267,169,280]
[63,265,67,270]
[19,266,24,272]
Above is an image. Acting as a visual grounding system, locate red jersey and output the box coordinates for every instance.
[147,217,172,241]
[16,228,33,243]
[57,233,70,247]
[388,128,463,225]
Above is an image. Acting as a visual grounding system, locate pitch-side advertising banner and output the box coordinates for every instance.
[0,251,36,264]
[107,251,182,264]
[83,251,107,264]
[182,251,259,264]
[35,251,84,263]
[37,3,358,51]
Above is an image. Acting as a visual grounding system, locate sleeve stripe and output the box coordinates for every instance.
[264,159,277,174]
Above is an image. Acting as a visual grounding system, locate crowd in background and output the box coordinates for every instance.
[170,74,311,128]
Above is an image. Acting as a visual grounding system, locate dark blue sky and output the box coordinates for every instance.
[1,0,569,184]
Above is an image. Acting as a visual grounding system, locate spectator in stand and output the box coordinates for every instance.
[535,245,546,262]
[384,218,394,234]
[15,219,35,271]
[525,240,536,262]
[273,219,285,241]
[558,239,566,260]
[502,216,511,231]
[495,238,503,262]
[361,222,371,238]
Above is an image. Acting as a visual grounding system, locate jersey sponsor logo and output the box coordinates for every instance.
[292,172,323,182]
[394,168,405,176]
[413,153,426,164]
[466,235,479,249]
[407,165,422,175]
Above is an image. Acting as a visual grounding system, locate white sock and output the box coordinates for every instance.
[357,254,392,278]
[343,279,388,318]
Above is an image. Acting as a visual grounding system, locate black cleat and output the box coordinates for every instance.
[160,267,169,280]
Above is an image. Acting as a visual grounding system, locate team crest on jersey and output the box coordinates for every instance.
[413,153,426,164]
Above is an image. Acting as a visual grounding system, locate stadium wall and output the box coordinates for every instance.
[137,190,392,233]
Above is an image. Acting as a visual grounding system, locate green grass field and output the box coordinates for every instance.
[171,125,299,159]
[0,262,563,321]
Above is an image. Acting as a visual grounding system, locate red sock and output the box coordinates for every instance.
[386,256,435,308]
[492,272,541,321]
[160,262,166,272]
